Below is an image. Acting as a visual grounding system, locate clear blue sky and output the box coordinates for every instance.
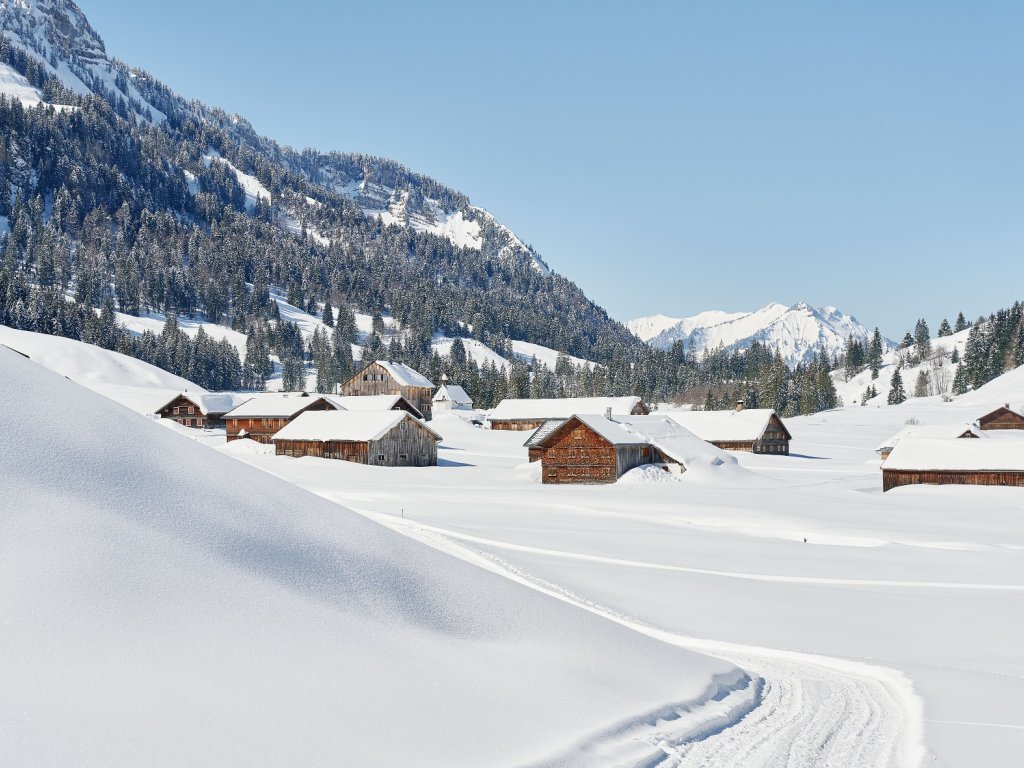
[82,0,1023,337]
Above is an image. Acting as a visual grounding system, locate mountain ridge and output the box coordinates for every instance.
[628,301,880,366]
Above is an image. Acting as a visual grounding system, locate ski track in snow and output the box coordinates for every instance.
[376,515,927,768]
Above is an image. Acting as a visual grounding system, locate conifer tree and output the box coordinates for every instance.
[937,318,952,337]
[887,368,907,405]
[954,312,969,333]
[914,369,929,398]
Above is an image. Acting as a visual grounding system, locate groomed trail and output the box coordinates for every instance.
[379,514,927,768]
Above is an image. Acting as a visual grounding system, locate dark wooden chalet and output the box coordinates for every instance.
[534,415,651,484]
[339,361,436,420]
[488,397,650,432]
[155,392,251,430]
[976,405,1024,431]
[222,393,338,443]
[882,439,1024,492]
[272,411,441,466]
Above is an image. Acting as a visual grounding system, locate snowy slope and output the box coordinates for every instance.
[0,324,202,413]
[0,346,739,767]
[629,302,877,366]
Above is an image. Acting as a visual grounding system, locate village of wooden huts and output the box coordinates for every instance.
[155,392,252,430]
[663,401,792,454]
[272,411,441,466]
[528,413,730,484]
[338,361,436,420]
[487,396,650,431]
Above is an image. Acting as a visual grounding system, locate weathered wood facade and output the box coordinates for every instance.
[538,417,650,484]
[225,397,336,443]
[339,361,435,420]
[273,415,439,466]
[157,394,212,429]
[883,469,1024,492]
[977,406,1024,431]
[665,408,792,455]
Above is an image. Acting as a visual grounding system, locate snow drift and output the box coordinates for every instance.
[0,346,737,767]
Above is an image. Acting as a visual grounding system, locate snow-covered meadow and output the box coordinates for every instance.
[2,326,1023,766]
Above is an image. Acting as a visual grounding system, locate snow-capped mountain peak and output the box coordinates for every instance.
[628,301,878,366]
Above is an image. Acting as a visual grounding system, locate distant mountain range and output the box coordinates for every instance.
[627,302,879,366]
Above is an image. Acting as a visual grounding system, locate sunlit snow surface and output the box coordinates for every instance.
[5,324,1024,766]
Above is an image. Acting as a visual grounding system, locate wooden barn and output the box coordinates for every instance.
[664,402,792,454]
[882,439,1024,492]
[339,361,436,420]
[272,411,441,466]
[530,413,726,484]
[432,375,474,414]
[524,419,567,462]
[875,423,983,461]
[155,392,251,430]
[324,394,424,419]
[222,393,338,443]
[976,404,1024,431]
[487,397,650,431]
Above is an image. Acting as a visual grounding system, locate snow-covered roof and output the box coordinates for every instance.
[883,439,1024,472]
[876,423,984,453]
[489,397,645,422]
[272,411,440,443]
[534,414,735,469]
[373,361,435,389]
[324,394,423,418]
[223,394,334,419]
[523,419,568,448]
[157,392,251,416]
[662,408,789,442]
[433,383,473,405]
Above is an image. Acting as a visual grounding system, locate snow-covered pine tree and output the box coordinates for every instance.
[887,368,907,405]
[937,318,952,337]
[914,369,929,398]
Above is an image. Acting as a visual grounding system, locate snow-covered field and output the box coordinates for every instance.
[3,325,1023,766]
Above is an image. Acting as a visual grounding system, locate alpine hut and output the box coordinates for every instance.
[664,402,792,454]
[875,423,984,461]
[487,396,649,431]
[155,392,252,430]
[339,361,436,420]
[976,404,1024,432]
[432,374,474,414]
[882,439,1024,492]
[222,393,338,443]
[272,411,441,466]
[531,413,733,484]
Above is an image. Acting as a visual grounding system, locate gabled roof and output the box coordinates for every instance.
[489,397,645,422]
[662,408,791,442]
[883,439,1024,471]
[155,392,252,416]
[373,361,435,388]
[876,423,984,453]
[223,394,335,419]
[271,411,441,443]
[323,394,424,419]
[433,383,473,405]
[523,419,567,448]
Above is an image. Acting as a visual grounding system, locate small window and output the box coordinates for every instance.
[399,453,408,460]
[188,406,195,415]
[197,418,205,428]
[378,454,386,462]
[173,406,180,415]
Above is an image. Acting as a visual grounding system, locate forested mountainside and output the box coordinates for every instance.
[0,1,1016,415]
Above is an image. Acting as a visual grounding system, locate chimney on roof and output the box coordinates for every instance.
[605,407,613,420]
[736,400,745,412]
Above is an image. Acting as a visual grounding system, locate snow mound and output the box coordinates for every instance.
[619,464,685,483]
[218,437,275,456]
[0,346,734,767]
